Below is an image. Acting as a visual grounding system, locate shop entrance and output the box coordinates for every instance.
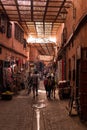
[79,60,87,121]
[0,60,3,93]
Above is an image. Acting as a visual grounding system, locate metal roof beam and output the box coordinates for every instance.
[31,0,33,21]
[14,0,22,22]
[53,0,67,23]
[39,43,47,55]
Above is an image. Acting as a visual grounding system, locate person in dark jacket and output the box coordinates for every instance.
[51,76,56,98]
[32,71,39,98]
[44,76,48,97]
[47,76,52,99]
[27,73,32,94]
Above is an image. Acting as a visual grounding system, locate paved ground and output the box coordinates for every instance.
[0,80,87,130]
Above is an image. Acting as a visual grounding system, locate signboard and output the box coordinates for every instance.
[39,55,53,61]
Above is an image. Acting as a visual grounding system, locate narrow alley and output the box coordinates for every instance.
[0,80,87,130]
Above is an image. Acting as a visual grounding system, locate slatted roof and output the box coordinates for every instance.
[0,0,71,56]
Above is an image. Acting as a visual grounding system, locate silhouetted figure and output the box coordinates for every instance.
[47,76,52,99]
[32,71,39,98]
[51,76,56,98]
[44,76,49,97]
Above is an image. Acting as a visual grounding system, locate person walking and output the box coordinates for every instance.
[47,76,52,99]
[32,71,39,98]
[51,76,56,98]
[44,76,48,97]
[27,72,32,95]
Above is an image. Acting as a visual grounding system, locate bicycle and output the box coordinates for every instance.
[68,90,80,116]
[68,93,74,116]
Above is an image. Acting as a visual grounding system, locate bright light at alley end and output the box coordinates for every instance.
[49,37,56,43]
[27,35,35,43]
[27,35,56,43]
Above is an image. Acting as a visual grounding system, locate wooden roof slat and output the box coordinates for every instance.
[0,0,71,56]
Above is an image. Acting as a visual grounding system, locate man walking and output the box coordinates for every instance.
[32,71,39,98]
